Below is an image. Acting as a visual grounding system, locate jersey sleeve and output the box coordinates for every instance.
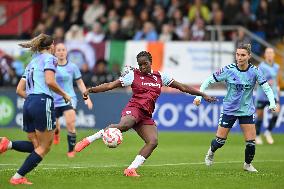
[44,55,57,72]
[212,66,228,82]
[159,71,174,86]
[119,69,134,87]
[255,67,267,85]
[22,67,27,79]
[73,64,82,80]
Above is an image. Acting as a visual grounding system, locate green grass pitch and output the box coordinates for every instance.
[0,128,284,189]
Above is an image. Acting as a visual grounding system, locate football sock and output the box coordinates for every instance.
[17,151,42,177]
[86,129,104,143]
[128,155,146,169]
[268,115,277,131]
[12,141,34,153]
[210,137,226,152]
[245,140,255,164]
[255,119,262,136]
[67,132,76,152]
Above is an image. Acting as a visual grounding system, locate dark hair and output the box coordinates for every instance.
[18,33,54,52]
[237,43,251,54]
[136,51,152,63]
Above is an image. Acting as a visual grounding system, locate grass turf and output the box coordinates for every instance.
[0,128,284,189]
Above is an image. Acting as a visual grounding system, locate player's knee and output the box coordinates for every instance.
[147,138,158,149]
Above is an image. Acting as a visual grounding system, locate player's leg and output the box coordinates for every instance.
[64,109,76,157]
[205,113,234,166]
[53,107,63,145]
[75,115,136,152]
[255,103,264,144]
[124,124,158,177]
[264,105,280,144]
[240,123,258,172]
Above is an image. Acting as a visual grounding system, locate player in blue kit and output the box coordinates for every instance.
[255,48,280,145]
[193,44,276,172]
[0,34,71,185]
[53,43,93,157]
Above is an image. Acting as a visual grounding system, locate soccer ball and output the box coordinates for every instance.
[102,128,123,148]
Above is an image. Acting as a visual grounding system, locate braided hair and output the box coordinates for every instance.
[136,51,152,63]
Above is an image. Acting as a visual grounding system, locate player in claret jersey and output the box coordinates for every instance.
[75,51,217,177]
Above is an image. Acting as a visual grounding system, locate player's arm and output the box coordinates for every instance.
[76,78,93,109]
[16,78,27,99]
[45,70,71,103]
[83,80,122,100]
[169,80,217,103]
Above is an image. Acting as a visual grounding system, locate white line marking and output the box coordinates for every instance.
[0,160,284,172]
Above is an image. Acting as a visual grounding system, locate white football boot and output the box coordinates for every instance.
[243,163,258,172]
[264,130,274,144]
[255,136,263,145]
[205,147,214,166]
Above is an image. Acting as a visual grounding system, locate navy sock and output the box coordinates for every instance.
[255,119,262,136]
[12,141,34,153]
[211,137,226,152]
[268,116,278,131]
[17,151,42,176]
[245,140,255,164]
[67,132,76,152]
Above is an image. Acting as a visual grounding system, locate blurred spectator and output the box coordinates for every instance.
[191,18,206,41]
[167,0,182,18]
[127,0,142,17]
[65,25,84,42]
[188,0,210,23]
[0,54,18,86]
[170,8,190,40]
[53,26,65,43]
[85,22,106,43]
[223,0,240,25]
[152,4,168,34]
[105,20,125,40]
[81,63,93,87]
[112,0,125,16]
[32,22,47,37]
[133,21,158,41]
[83,0,106,28]
[50,8,69,33]
[120,8,136,39]
[136,8,151,32]
[67,0,84,26]
[211,9,225,41]
[48,0,65,18]
[91,59,116,86]
[159,24,179,41]
[235,0,256,29]
[143,0,155,13]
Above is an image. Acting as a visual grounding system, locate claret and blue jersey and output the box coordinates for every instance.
[213,63,267,116]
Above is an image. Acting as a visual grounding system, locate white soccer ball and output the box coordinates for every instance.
[102,128,123,148]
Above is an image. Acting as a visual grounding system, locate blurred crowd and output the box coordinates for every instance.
[1,0,284,87]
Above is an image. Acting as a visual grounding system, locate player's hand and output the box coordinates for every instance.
[193,98,201,106]
[63,94,71,104]
[269,104,277,112]
[83,88,90,100]
[203,95,217,103]
[84,98,93,110]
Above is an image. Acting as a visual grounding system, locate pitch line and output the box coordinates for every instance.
[0,160,284,172]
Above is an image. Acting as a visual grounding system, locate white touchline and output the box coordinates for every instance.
[0,160,284,172]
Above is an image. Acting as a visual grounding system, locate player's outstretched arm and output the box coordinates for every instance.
[169,80,217,103]
[16,78,27,99]
[83,79,122,100]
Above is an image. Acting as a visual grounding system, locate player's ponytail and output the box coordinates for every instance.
[18,33,54,53]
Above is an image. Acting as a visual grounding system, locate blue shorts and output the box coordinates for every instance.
[218,113,255,128]
[55,105,74,118]
[23,94,55,132]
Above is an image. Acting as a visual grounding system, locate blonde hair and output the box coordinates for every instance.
[237,43,251,54]
[18,33,54,52]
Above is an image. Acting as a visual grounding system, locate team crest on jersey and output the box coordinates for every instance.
[126,111,131,114]
[153,75,157,81]
[215,68,224,76]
